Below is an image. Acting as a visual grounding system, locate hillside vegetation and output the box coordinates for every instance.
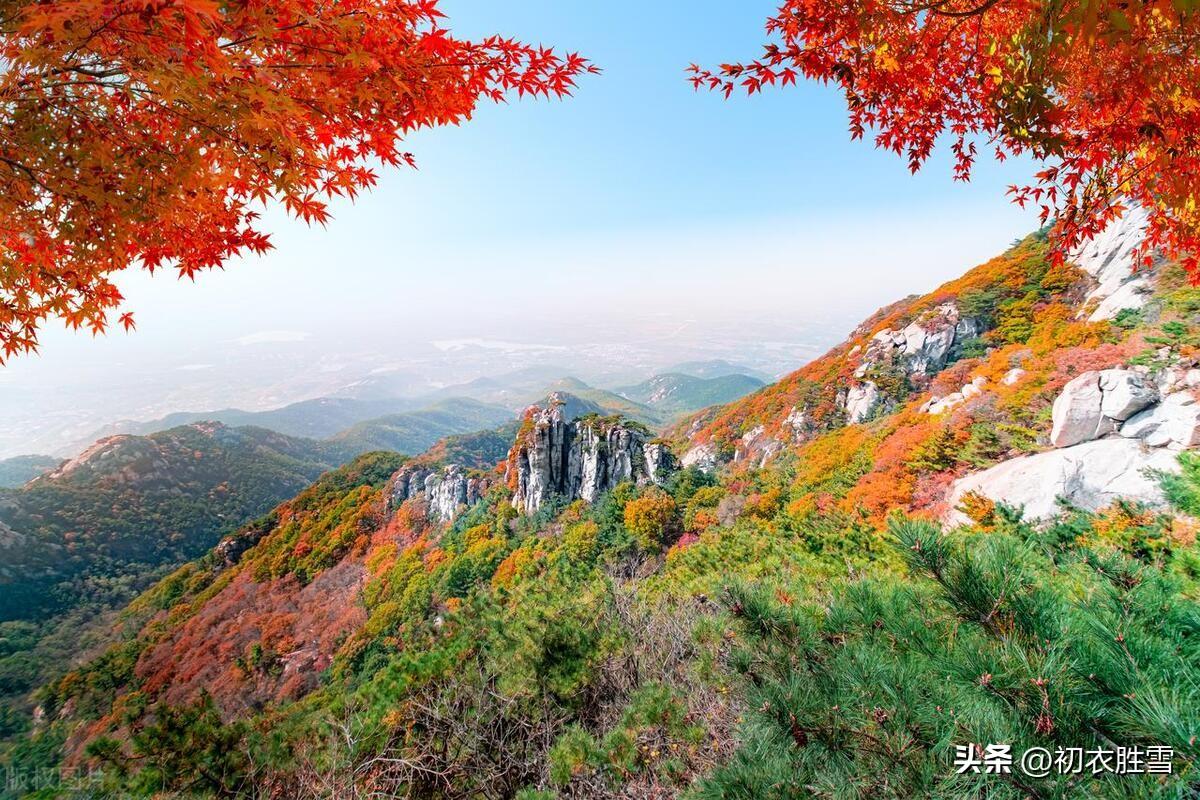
[6,227,1200,798]
[0,456,59,489]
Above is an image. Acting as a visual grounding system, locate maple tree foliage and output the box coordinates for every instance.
[693,0,1200,274]
[0,0,595,359]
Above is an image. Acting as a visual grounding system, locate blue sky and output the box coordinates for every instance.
[0,0,1047,453]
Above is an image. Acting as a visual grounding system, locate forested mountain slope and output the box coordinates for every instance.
[616,373,765,416]
[0,423,349,624]
[72,397,514,458]
[0,456,60,489]
[7,216,1200,798]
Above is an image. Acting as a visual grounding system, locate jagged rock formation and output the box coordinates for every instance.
[1119,391,1200,450]
[946,438,1180,523]
[856,303,982,377]
[508,404,676,513]
[388,463,492,523]
[841,302,984,423]
[680,443,719,473]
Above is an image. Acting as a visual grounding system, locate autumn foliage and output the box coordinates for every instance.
[0,0,594,358]
[695,0,1200,273]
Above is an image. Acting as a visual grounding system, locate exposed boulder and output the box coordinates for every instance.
[1050,369,1157,447]
[735,425,781,466]
[1156,367,1200,395]
[1120,391,1200,450]
[854,303,981,380]
[1100,369,1159,420]
[945,438,1180,524]
[923,376,987,415]
[388,463,492,523]
[1001,368,1027,386]
[924,392,965,415]
[508,404,676,513]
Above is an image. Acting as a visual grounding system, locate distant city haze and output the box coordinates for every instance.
[0,0,1041,459]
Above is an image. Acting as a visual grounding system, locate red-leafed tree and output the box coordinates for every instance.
[694,0,1200,273]
[0,0,594,359]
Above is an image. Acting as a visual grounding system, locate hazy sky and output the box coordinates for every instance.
[0,0,1044,455]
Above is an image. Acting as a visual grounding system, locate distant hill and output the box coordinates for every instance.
[0,455,60,488]
[663,359,771,380]
[428,364,582,406]
[416,424,519,470]
[0,422,346,624]
[327,398,514,455]
[616,372,765,415]
[71,396,427,451]
[65,395,514,460]
[530,385,664,427]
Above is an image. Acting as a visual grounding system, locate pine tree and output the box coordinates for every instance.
[698,513,1200,798]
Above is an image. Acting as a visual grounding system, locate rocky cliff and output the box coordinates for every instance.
[936,209,1200,522]
[507,402,676,513]
[841,301,985,424]
[387,462,494,523]
[1071,204,1160,322]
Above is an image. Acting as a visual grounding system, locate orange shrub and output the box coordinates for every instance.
[623,489,678,552]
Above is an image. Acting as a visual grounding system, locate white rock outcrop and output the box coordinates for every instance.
[389,463,491,523]
[508,404,676,513]
[845,381,880,424]
[924,376,988,415]
[854,303,981,379]
[1119,391,1200,450]
[945,438,1181,524]
[681,443,719,472]
[1050,369,1157,447]
[1070,205,1156,322]
[1099,369,1159,420]
[844,302,985,423]
[1001,368,1027,386]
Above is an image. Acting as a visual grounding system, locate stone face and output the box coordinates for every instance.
[843,302,984,424]
[858,303,979,377]
[844,381,880,424]
[961,376,987,400]
[388,462,491,523]
[681,443,718,472]
[1001,368,1027,386]
[1120,391,1200,450]
[1097,369,1159,421]
[783,406,808,441]
[924,376,988,415]
[508,404,676,513]
[1069,205,1157,322]
[945,438,1181,524]
[1050,371,1133,447]
[645,442,675,479]
[927,392,965,415]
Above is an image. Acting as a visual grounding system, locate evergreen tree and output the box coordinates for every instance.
[697,514,1200,799]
